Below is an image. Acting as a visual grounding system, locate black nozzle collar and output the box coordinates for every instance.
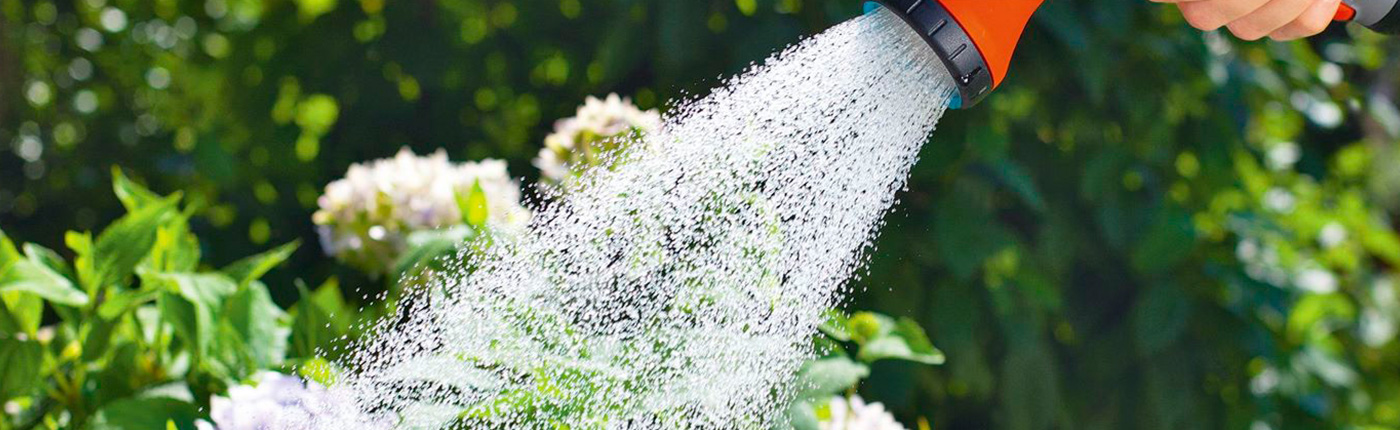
[872,0,993,108]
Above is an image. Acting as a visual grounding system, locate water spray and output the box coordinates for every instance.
[869,0,1400,109]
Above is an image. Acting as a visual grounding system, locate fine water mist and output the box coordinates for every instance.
[318,8,956,428]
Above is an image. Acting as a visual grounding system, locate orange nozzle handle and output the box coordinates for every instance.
[936,0,1045,88]
[1336,4,1357,21]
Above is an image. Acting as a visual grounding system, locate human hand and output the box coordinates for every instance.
[1150,0,1345,41]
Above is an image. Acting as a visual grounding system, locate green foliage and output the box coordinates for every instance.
[0,170,299,429]
[786,311,945,429]
[4,0,1400,428]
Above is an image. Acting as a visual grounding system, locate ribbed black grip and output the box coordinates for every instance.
[872,0,994,108]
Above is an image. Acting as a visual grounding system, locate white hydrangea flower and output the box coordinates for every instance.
[533,93,662,185]
[198,372,330,430]
[313,147,530,276]
[818,395,909,430]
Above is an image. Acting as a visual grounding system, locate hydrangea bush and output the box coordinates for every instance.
[533,94,662,187]
[313,147,530,277]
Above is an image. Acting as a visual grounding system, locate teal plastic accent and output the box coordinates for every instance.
[863,1,965,110]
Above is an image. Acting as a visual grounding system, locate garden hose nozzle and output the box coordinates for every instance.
[868,0,1044,109]
[871,0,1398,110]
[1336,0,1400,34]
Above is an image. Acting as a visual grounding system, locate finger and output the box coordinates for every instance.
[1227,0,1315,40]
[1178,0,1272,30]
[1270,0,1342,40]
[1150,0,1210,3]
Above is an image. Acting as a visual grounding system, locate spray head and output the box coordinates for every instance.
[868,0,1044,109]
[871,0,1397,109]
[1338,0,1400,34]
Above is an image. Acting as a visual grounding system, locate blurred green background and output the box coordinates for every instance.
[5,0,1400,428]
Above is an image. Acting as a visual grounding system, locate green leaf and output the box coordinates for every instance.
[458,180,490,228]
[82,315,118,362]
[817,311,852,342]
[0,336,43,402]
[223,240,301,286]
[97,288,161,320]
[143,219,200,273]
[24,242,73,279]
[0,292,43,335]
[147,272,238,359]
[291,278,350,359]
[157,291,202,359]
[0,259,89,306]
[225,281,290,369]
[82,198,180,291]
[856,318,945,366]
[0,228,24,268]
[795,356,869,398]
[86,397,202,430]
[896,317,946,364]
[111,167,165,212]
[151,272,238,307]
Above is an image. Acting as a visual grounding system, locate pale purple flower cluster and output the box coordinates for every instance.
[198,372,330,430]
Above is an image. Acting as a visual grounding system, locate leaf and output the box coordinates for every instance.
[23,242,72,280]
[86,397,203,430]
[143,220,201,273]
[225,281,290,369]
[895,317,946,364]
[111,167,165,212]
[82,198,180,291]
[97,288,161,320]
[157,291,203,359]
[0,228,21,267]
[82,315,118,362]
[817,311,852,342]
[458,180,490,228]
[147,272,238,359]
[795,356,870,398]
[856,318,945,366]
[0,259,89,306]
[0,292,42,335]
[0,336,43,401]
[291,279,350,359]
[223,240,301,286]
